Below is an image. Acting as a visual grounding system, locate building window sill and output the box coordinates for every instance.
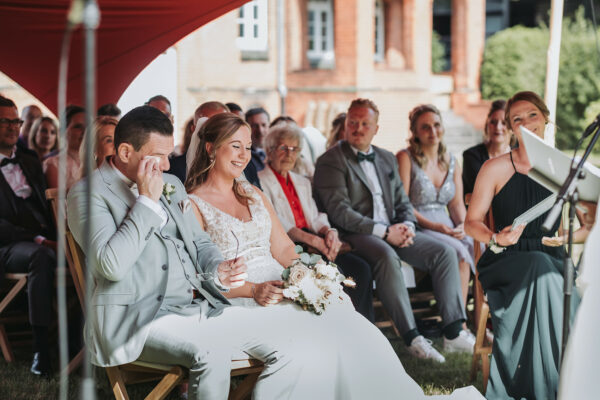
[241,50,269,61]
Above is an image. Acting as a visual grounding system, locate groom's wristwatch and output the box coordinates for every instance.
[382,226,390,241]
[488,233,506,254]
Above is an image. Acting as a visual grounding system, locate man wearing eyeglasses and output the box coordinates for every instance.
[0,96,56,376]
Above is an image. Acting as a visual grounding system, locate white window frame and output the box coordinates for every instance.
[374,0,385,62]
[236,0,268,52]
[307,0,334,65]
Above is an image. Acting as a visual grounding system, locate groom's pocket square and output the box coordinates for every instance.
[179,198,192,214]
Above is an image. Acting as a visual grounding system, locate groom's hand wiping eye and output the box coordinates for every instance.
[138,156,164,202]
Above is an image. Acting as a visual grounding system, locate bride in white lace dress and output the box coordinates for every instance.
[184,113,483,399]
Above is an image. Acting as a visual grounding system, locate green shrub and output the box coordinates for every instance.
[481,8,600,149]
[432,31,448,73]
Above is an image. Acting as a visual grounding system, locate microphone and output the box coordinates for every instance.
[582,113,600,139]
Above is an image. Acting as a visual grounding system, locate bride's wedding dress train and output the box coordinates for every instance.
[189,183,483,399]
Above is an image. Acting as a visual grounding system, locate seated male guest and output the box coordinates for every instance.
[67,106,330,399]
[313,98,474,363]
[0,96,56,376]
[243,107,270,188]
[258,122,374,321]
[168,101,229,183]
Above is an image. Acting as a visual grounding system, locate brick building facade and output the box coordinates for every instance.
[1,0,487,152]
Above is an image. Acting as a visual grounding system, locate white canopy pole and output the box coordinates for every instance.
[544,0,564,146]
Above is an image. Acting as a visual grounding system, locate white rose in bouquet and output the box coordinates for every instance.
[288,264,311,286]
[298,277,322,304]
[315,261,338,280]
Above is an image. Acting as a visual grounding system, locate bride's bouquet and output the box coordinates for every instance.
[281,245,356,315]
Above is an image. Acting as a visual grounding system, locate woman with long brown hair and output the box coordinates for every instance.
[397,104,475,321]
[462,99,512,196]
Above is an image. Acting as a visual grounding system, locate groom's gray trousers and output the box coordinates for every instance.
[344,230,466,335]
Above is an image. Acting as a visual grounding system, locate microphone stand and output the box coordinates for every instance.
[541,120,600,364]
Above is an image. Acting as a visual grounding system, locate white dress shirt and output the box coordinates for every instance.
[349,145,415,238]
[0,149,33,199]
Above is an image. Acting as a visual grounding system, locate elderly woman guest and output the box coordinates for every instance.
[28,117,58,160]
[397,104,475,314]
[465,91,592,400]
[258,123,374,321]
[462,100,512,196]
[78,116,117,178]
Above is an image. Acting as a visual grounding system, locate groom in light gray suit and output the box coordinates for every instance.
[67,106,320,399]
[313,99,474,362]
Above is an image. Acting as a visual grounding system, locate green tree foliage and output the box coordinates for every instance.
[481,8,600,149]
[432,31,448,73]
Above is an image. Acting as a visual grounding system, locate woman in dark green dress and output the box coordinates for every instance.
[465,91,586,399]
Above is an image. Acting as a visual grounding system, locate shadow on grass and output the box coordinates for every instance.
[1,330,485,399]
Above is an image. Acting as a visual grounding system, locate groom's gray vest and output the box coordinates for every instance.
[158,205,225,313]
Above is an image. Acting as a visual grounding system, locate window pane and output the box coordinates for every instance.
[254,4,258,19]
[239,7,244,18]
[239,24,244,37]
[309,39,314,50]
[254,24,259,38]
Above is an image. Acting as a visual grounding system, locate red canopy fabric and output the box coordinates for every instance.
[0,0,248,113]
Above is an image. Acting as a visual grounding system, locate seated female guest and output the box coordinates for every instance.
[326,112,346,150]
[43,112,85,191]
[78,116,117,178]
[257,123,374,321]
[28,117,58,160]
[465,91,589,400]
[462,99,512,197]
[397,104,474,312]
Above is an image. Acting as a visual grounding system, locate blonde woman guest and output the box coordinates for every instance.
[28,117,58,160]
[43,106,85,190]
[462,100,512,196]
[397,104,474,312]
[258,122,374,321]
[78,116,118,178]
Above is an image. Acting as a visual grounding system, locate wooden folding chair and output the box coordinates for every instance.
[465,193,494,392]
[59,202,264,399]
[0,272,29,362]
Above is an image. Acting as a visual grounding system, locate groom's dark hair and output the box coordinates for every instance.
[114,105,173,151]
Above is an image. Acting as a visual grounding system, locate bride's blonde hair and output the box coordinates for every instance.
[185,113,254,205]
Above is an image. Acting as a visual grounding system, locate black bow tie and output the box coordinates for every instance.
[357,152,375,163]
[0,157,18,167]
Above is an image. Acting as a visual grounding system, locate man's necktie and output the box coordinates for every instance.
[0,157,18,167]
[357,152,375,162]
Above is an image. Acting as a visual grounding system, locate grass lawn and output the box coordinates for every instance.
[0,330,485,399]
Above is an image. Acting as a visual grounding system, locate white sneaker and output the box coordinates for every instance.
[444,329,476,353]
[407,335,446,363]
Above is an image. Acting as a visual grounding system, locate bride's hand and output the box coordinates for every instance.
[253,281,284,306]
[217,257,248,288]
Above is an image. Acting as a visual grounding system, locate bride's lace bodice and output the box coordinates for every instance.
[189,182,285,306]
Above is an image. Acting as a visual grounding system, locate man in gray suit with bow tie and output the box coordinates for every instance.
[67,106,323,399]
[313,99,474,363]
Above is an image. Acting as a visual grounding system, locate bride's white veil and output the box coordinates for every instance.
[186,117,208,174]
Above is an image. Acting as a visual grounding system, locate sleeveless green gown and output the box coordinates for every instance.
[477,163,579,399]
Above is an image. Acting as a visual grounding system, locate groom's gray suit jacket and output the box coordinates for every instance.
[67,161,229,367]
[313,140,416,235]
